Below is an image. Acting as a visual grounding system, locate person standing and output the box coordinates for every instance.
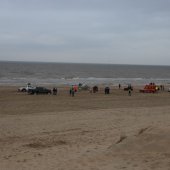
[69,86,72,96]
[119,84,121,89]
[53,87,57,95]
[128,88,131,96]
[71,88,75,97]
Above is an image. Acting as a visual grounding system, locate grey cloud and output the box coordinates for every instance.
[0,0,170,65]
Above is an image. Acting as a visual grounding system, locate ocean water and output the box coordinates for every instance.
[0,61,170,86]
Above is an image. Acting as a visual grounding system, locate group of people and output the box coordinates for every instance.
[67,84,133,97]
[52,84,134,97]
[159,84,165,91]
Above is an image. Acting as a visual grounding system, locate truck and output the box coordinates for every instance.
[18,83,35,92]
[139,83,158,93]
[28,87,52,95]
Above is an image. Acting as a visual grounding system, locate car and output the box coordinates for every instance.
[28,87,52,95]
[18,83,35,92]
[168,88,170,92]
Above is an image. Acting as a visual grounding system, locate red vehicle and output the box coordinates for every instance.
[139,83,158,93]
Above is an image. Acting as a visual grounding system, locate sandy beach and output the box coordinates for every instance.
[0,86,170,170]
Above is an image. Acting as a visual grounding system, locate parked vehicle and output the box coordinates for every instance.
[139,83,158,93]
[28,87,52,95]
[18,83,35,92]
[78,83,90,91]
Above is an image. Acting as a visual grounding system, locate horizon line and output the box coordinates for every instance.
[0,60,170,67]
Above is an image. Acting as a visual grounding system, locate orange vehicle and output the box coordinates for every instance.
[139,83,158,93]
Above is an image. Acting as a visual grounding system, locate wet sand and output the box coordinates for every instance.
[0,86,170,170]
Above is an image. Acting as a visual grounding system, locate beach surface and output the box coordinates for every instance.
[0,86,170,170]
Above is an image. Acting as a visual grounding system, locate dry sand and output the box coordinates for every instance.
[0,86,170,170]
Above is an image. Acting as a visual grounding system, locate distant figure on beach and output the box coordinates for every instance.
[119,84,121,89]
[105,87,110,94]
[69,86,72,96]
[73,85,78,92]
[53,88,57,95]
[93,86,98,93]
[160,85,164,91]
[128,88,131,96]
[71,88,75,97]
[69,86,75,97]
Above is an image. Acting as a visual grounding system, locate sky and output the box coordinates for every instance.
[0,0,170,65]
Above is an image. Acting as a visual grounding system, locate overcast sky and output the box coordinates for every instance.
[0,0,170,65]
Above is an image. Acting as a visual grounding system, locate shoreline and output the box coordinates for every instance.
[0,83,169,92]
[1,76,170,88]
[0,78,170,87]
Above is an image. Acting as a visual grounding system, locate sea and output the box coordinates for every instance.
[0,61,170,86]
